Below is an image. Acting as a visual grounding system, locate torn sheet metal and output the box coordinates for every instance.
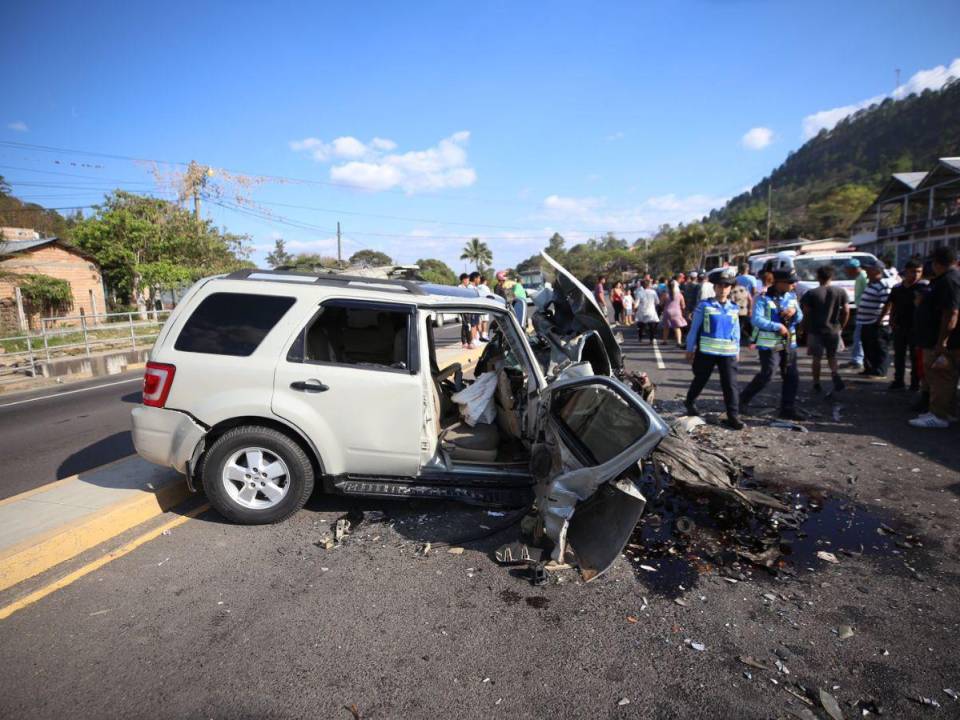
[652,422,789,512]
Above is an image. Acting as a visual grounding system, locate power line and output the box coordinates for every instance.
[0,140,680,237]
[0,139,583,212]
[0,164,154,185]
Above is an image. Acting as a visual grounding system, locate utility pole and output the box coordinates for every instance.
[193,189,201,219]
[765,182,772,251]
[337,222,342,267]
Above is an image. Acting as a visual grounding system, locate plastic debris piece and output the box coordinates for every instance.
[674,598,688,607]
[819,689,843,720]
[739,655,772,671]
[494,543,544,565]
[617,698,630,706]
[912,696,941,708]
[763,593,777,601]
[775,660,790,675]
[944,688,959,701]
[869,441,888,446]
[335,519,350,543]
[447,547,465,555]
[838,625,854,640]
[770,420,808,432]
[683,639,705,651]
[817,551,840,564]
[640,564,658,572]
[675,416,707,433]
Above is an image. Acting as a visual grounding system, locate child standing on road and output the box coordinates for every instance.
[622,288,634,326]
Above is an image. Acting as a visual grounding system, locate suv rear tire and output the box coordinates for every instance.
[202,426,315,524]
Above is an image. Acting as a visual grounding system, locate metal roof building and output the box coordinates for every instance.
[850,157,960,267]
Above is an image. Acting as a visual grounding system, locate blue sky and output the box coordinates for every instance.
[2,0,959,272]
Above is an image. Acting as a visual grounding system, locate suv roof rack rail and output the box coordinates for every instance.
[224,268,427,296]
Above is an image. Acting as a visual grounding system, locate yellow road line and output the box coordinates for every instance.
[0,503,209,621]
[0,478,190,592]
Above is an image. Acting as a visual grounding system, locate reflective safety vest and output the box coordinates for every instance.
[753,291,799,350]
[698,299,740,356]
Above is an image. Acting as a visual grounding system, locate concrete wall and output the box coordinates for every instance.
[0,244,106,330]
[36,348,150,380]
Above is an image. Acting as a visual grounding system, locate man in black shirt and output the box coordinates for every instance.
[800,264,849,394]
[909,246,960,429]
[885,260,922,391]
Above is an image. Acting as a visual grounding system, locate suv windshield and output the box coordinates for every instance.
[794,254,873,281]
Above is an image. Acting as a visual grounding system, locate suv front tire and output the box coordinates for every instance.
[202,426,315,524]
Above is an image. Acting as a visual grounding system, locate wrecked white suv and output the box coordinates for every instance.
[132,253,668,578]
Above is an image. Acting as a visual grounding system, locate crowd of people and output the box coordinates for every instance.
[592,245,960,431]
[456,270,527,349]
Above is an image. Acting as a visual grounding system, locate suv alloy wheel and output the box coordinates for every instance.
[202,426,315,524]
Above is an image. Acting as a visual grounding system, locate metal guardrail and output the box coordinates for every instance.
[0,310,171,385]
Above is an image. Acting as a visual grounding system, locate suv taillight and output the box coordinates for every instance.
[142,362,176,408]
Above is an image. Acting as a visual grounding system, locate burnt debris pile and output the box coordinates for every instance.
[626,424,902,595]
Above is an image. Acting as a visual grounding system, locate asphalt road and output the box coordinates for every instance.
[0,372,143,499]
[2,329,959,719]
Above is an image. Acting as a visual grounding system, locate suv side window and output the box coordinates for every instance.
[289,300,417,372]
[175,292,296,356]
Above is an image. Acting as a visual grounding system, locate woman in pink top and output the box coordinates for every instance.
[660,278,687,346]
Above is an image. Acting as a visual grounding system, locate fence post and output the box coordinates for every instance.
[81,311,91,357]
[25,333,35,377]
[129,312,136,351]
[41,319,50,363]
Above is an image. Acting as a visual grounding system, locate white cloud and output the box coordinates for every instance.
[540,192,728,234]
[328,131,477,193]
[802,57,960,138]
[370,137,397,151]
[741,127,774,150]
[543,194,604,217]
[289,135,387,162]
[606,131,625,141]
[6,121,28,132]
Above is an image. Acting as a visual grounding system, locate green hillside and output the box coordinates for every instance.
[712,79,960,238]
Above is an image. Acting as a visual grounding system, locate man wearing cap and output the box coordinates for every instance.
[844,258,869,370]
[684,267,744,430]
[856,259,894,377]
[740,269,804,419]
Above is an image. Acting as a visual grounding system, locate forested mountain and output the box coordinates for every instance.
[711,79,960,238]
[0,175,77,238]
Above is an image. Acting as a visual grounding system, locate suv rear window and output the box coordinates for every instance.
[295,304,412,370]
[175,292,296,356]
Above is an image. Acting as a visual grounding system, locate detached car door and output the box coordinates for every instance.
[272,299,424,477]
[536,374,669,581]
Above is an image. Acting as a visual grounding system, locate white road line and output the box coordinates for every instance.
[651,339,666,370]
[0,377,142,408]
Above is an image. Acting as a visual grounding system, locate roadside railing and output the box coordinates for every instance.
[0,310,171,386]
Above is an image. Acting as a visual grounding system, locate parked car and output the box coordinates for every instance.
[131,255,668,579]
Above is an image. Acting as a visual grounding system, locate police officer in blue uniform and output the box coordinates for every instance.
[684,267,744,430]
[740,269,804,419]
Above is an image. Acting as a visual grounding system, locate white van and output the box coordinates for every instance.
[749,250,893,308]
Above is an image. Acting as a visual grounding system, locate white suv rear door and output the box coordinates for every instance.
[272,299,424,477]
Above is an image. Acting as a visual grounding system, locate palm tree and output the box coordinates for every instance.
[460,237,493,272]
